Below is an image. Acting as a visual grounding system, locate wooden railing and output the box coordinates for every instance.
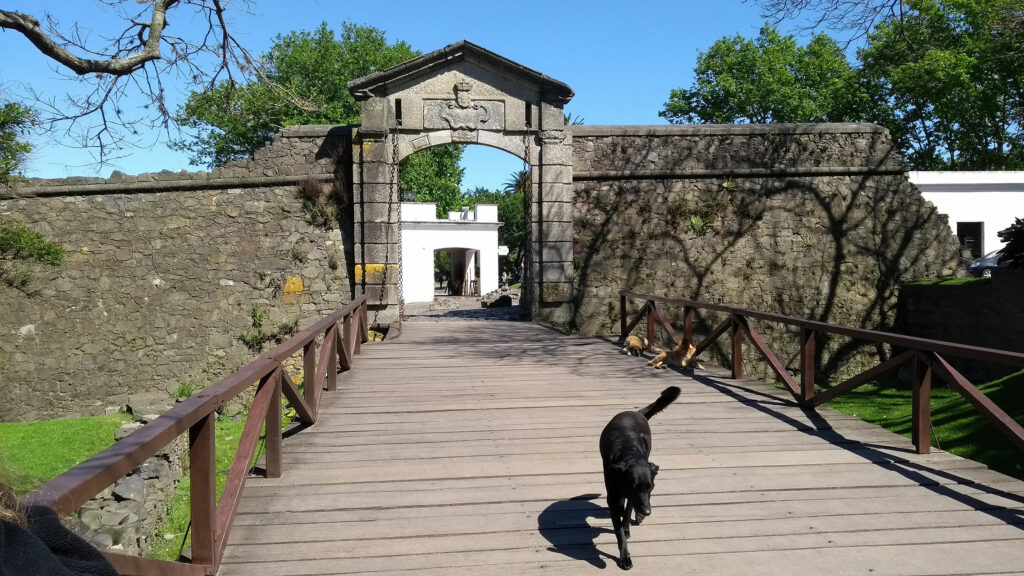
[21,295,369,576]
[620,290,1024,456]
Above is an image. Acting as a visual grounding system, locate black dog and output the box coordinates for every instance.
[599,386,680,570]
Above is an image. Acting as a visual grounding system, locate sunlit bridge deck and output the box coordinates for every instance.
[217,320,1024,576]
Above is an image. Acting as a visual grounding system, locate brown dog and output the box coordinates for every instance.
[647,338,701,369]
[620,335,649,356]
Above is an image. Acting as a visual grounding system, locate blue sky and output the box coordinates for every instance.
[1,0,787,190]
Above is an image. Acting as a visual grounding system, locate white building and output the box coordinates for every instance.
[909,171,1024,258]
[400,203,504,303]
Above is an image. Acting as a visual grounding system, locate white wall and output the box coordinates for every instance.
[400,203,502,303]
[909,171,1024,255]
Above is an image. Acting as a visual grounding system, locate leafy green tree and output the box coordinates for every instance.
[0,216,66,291]
[401,147,466,218]
[462,185,527,278]
[0,101,33,185]
[660,24,867,124]
[997,218,1024,268]
[858,0,1024,169]
[172,22,417,167]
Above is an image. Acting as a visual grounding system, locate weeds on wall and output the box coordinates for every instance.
[0,216,67,292]
[297,177,339,230]
[239,304,299,352]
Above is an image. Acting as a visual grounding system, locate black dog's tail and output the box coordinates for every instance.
[639,386,681,420]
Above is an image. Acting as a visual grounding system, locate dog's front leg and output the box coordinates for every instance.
[608,496,632,570]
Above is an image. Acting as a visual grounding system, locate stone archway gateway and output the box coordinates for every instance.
[347,40,575,330]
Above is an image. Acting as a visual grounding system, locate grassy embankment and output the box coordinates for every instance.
[825,369,1024,480]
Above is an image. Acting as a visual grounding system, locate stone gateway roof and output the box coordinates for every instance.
[347,40,574,104]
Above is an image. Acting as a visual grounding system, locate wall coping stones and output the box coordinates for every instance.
[569,123,889,137]
[574,166,907,181]
[2,173,336,199]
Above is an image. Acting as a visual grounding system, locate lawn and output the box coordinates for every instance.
[0,413,131,496]
[825,369,1024,480]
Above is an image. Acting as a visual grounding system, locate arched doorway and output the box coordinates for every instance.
[347,40,574,331]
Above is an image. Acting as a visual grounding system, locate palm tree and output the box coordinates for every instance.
[503,168,531,195]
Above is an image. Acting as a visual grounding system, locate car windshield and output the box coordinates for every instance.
[981,250,1003,260]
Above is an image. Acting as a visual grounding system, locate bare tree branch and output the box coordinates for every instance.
[0,0,257,164]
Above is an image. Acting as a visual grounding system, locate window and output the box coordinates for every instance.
[956,222,984,258]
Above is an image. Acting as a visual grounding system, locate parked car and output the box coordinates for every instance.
[968,249,1010,277]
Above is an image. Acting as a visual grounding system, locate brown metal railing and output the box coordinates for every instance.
[21,295,369,576]
[620,290,1024,456]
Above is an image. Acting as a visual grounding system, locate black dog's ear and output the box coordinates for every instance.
[649,462,660,476]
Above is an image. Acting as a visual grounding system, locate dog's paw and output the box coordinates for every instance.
[619,555,633,570]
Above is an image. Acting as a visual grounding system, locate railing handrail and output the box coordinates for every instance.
[20,294,369,575]
[619,290,1024,458]
[620,290,1024,367]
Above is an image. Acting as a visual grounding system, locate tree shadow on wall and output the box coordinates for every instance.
[537,494,615,569]
[572,126,959,378]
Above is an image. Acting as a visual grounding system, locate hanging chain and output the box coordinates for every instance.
[391,120,405,320]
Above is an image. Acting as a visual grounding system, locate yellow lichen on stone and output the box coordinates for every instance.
[283,275,304,294]
[355,263,393,284]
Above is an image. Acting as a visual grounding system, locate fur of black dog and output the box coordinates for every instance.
[599,386,680,570]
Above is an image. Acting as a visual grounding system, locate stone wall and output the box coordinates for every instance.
[571,124,960,378]
[896,271,1024,380]
[0,126,354,421]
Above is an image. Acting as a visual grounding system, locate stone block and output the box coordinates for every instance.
[113,475,146,502]
[540,164,573,185]
[362,222,399,244]
[359,99,391,137]
[356,139,391,163]
[541,241,573,262]
[540,102,564,131]
[362,284,399,305]
[540,143,573,166]
[540,282,573,303]
[352,163,391,186]
[533,221,573,243]
[362,243,399,264]
[354,263,398,285]
[541,261,574,283]
[360,202,400,224]
[540,201,573,223]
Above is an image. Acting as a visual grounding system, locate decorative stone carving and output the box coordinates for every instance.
[423,78,505,132]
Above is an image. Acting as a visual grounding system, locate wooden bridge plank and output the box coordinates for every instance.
[218,320,1024,576]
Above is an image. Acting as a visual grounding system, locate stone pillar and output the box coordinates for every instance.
[532,101,574,329]
[353,99,401,329]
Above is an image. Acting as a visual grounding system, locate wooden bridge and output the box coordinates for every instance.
[26,295,1024,575]
[215,319,1024,575]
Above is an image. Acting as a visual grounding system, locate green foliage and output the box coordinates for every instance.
[171,380,199,400]
[826,370,1024,480]
[997,217,1024,268]
[290,242,308,263]
[858,0,1024,169]
[297,177,338,229]
[0,101,33,185]
[401,146,466,217]
[463,183,528,278]
[172,22,418,167]
[239,305,299,352]
[0,413,131,495]
[661,24,868,124]
[0,217,68,291]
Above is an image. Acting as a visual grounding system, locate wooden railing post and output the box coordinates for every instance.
[912,353,933,454]
[730,316,743,379]
[265,371,283,478]
[303,341,316,414]
[800,327,815,407]
[646,302,656,345]
[683,306,693,342]
[326,325,339,392]
[620,293,627,338]
[189,414,217,566]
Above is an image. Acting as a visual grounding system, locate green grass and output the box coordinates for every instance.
[146,415,250,561]
[904,276,987,286]
[0,413,131,496]
[147,390,298,561]
[825,369,1024,480]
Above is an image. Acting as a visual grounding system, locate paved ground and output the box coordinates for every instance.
[402,293,526,322]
